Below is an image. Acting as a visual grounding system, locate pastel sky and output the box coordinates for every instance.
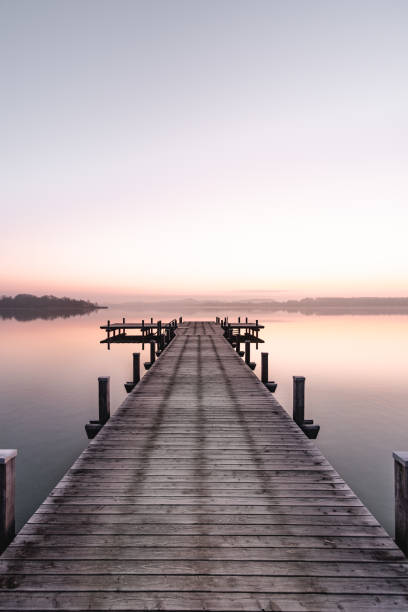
[1,0,407,301]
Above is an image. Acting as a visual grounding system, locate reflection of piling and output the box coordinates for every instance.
[0,450,17,552]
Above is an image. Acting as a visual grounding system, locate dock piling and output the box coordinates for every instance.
[245,341,250,365]
[293,376,320,439]
[261,352,268,383]
[293,376,305,426]
[0,450,17,552]
[393,452,408,555]
[133,353,140,385]
[98,377,110,424]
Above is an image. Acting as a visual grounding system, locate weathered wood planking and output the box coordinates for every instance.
[1,321,408,611]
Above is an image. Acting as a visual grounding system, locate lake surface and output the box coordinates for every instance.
[1,306,407,536]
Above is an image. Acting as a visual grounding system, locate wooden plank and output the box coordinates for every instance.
[0,592,406,611]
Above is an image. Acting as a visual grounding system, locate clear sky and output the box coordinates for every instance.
[1,0,407,301]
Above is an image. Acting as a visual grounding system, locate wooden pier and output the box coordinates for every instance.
[1,321,408,610]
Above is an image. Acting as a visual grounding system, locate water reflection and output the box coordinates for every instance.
[0,309,99,322]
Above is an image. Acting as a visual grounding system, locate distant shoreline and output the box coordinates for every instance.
[0,294,107,320]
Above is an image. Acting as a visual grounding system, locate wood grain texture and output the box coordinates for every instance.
[1,321,407,610]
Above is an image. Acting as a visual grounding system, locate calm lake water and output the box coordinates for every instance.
[1,306,407,536]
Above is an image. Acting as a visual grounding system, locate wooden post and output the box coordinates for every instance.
[393,452,408,555]
[151,317,153,324]
[122,317,126,336]
[133,353,140,385]
[150,341,155,364]
[0,450,17,552]
[245,341,250,365]
[236,338,241,354]
[98,377,110,425]
[238,316,241,323]
[293,376,305,426]
[245,317,248,323]
[261,353,268,383]
[179,316,183,324]
[157,320,162,349]
[107,320,111,341]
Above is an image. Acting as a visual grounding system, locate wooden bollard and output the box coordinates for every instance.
[245,341,250,365]
[293,376,305,426]
[293,376,320,438]
[393,452,408,555]
[98,376,110,424]
[133,353,140,385]
[261,352,268,383]
[261,353,277,392]
[0,450,17,552]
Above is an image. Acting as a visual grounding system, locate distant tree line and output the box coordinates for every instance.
[0,294,103,311]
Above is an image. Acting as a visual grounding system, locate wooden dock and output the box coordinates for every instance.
[1,321,408,610]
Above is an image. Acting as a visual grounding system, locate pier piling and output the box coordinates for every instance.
[0,450,17,552]
[393,451,408,555]
[98,376,110,424]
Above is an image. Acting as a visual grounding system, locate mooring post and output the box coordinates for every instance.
[236,337,241,353]
[293,376,305,426]
[238,316,241,323]
[122,317,126,336]
[151,317,153,324]
[157,320,162,350]
[245,341,250,365]
[0,450,17,552]
[179,316,183,324]
[133,353,140,385]
[261,352,268,383]
[393,452,408,555]
[107,320,111,341]
[98,377,110,424]
[150,341,155,364]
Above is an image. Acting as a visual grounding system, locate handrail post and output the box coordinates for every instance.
[393,452,408,555]
[293,376,305,426]
[98,377,110,424]
[0,450,17,552]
